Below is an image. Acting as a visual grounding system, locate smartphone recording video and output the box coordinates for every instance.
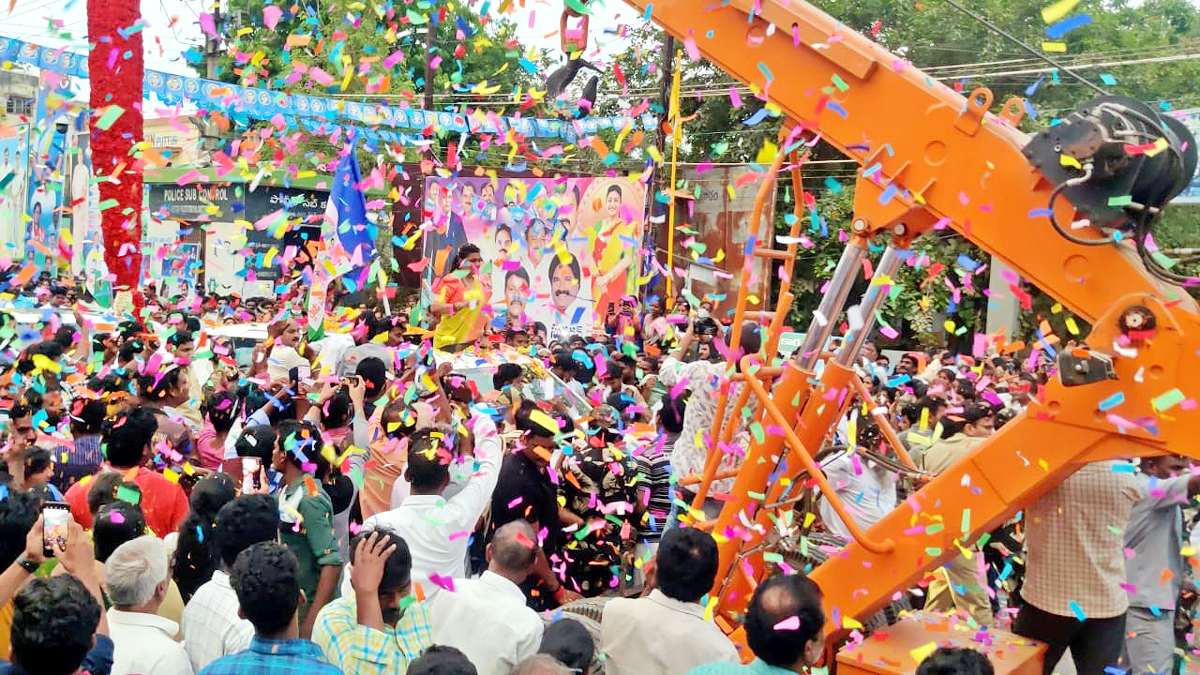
[43,502,70,558]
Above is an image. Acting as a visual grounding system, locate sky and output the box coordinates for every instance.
[0,0,640,103]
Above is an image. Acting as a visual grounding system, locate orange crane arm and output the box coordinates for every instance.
[608,0,1200,663]
[619,0,1195,323]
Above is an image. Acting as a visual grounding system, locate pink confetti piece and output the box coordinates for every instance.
[198,12,217,37]
[262,5,282,29]
[774,615,801,631]
[429,573,455,591]
[308,67,335,87]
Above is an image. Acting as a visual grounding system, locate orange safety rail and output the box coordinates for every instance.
[736,356,896,556]
[847,373,919,471]
[695,146,811,512]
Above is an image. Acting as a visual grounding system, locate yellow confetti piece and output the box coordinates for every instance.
[755,140,779,165]
[1041,41,1068,53]
[1059,154,1081,169]
[1144,137,1170,158]
[842,617,863,630]
[163,468,180,484]
[1065,317,1080,335]
[31,354,62,373]
[1041,0,1083,23]
[943,320,956,333]
[527,409,560,436]
[911,642,938,663]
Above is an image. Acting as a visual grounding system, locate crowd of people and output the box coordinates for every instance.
[0,239,1189,675]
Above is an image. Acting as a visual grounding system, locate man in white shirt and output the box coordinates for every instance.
[601,527,740,674]
[104,536,194,675]
[529,252,595,343]
[362,413,501,598]
[431,520,544,675]
[182,494,280,672]
[817,445,898,542]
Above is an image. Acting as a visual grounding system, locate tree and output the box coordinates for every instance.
[776,0,1200,344]
[195,1,551,171]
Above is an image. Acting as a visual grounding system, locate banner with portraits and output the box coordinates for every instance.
[423,175,648,343]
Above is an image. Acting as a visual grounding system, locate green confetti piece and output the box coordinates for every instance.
[94,105,125,131]
[749,422,765,444]
[97,198,119,211]
[1107,195,1133,206]
[961,509,971,535]
[925,523,944,535]
[763,552,783,563]
[831,74,849,91]
[925,547,942,556]
[1152,388,1185,411]
[116,485,141,505]
[746,491,766,501]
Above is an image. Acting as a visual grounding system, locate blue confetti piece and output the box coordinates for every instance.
[826,102,849,119]
[1098,392,1125,411]
[1024,75,1046,98]
[878,184,899,205]
[1045,14,1092,39]
[824,178,843,194]
[1068,601,1087,621]
[1024,99,1038,120]
[742,108,770,126]
[1100,73,1117,86]
[955,254,980,272]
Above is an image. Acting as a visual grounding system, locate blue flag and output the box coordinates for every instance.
[325,146,376,269]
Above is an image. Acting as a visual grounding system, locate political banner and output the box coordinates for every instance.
[0,124,29,253]
[26,71,73,271]
[423,175,647,343]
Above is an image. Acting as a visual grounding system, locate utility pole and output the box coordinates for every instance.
[196,0,223,165]
[204,0,221,79]
[423,18,435,112]
[653,34,675,307]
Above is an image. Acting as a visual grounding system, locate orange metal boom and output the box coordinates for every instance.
[615,0,1200,658]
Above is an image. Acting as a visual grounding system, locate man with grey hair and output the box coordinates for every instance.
[513,654,572,675]
[431,520,544,675]
[105,535,193,674]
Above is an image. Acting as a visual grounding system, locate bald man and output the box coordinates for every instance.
[688,573,826,674]
[431,521,544,675]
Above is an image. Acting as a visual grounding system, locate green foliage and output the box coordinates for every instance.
[196,1,550,169]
